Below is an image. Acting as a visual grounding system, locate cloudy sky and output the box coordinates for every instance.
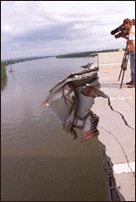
[1,1,135,60]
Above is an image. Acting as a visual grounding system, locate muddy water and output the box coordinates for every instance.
[1,57,107,201]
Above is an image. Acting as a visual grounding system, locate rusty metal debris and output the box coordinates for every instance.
[44,63,108,142]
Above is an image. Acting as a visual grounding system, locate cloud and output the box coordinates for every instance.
[1,1,135,60]
[11,24,74,43]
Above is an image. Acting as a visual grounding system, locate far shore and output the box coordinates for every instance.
[56,48,125,58]
[1,48,125,66]
[1,56,54,66]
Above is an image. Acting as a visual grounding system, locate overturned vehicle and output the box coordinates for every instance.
[44,64,108,142]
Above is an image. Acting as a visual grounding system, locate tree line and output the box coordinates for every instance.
[1,56,54,66]
[56,49,125,58]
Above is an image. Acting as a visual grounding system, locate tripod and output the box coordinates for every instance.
[118,45,130,88]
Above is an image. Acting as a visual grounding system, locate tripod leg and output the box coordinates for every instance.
[118,68,123,81]
[120,70,125,89]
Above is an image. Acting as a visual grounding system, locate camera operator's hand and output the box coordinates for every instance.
[121,35,129,40]
[126,40,135,52]
[128,41,135,52]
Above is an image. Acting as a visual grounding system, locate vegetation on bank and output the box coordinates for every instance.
[56,48,125,58]
[1,48,125,71]
[1,63,7,79]
[1,56,54,66]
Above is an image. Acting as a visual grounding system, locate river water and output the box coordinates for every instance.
[1,57,107,201]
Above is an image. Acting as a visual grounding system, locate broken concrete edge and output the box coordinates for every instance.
[99,141,126,201]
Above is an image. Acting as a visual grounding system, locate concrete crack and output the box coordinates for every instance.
[107,97,135,131]
[99,126,135,178]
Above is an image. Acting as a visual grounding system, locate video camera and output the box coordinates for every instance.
[111,19,135,39]
[111,25,128,39]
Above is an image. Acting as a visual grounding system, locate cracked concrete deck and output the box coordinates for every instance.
[92,52,135,201]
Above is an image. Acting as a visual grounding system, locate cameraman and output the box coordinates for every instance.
[121,18,135,88]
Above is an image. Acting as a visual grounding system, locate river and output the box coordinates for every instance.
[1,57,107,201]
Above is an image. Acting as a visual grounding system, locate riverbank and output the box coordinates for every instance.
[1,48,124,65]
[1,63,7,79]
[1,56,54,66]
[56,48,125,58]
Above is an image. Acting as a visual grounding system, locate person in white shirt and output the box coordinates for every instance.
[121,18,135,88]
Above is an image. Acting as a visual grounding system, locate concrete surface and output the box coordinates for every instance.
[98,51,130,67]
[92,52,135,201]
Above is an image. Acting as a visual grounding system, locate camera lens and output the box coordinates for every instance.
[114,32,122,39]
[111,27,120,35]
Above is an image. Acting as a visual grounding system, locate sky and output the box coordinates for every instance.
[1,1,135,60]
